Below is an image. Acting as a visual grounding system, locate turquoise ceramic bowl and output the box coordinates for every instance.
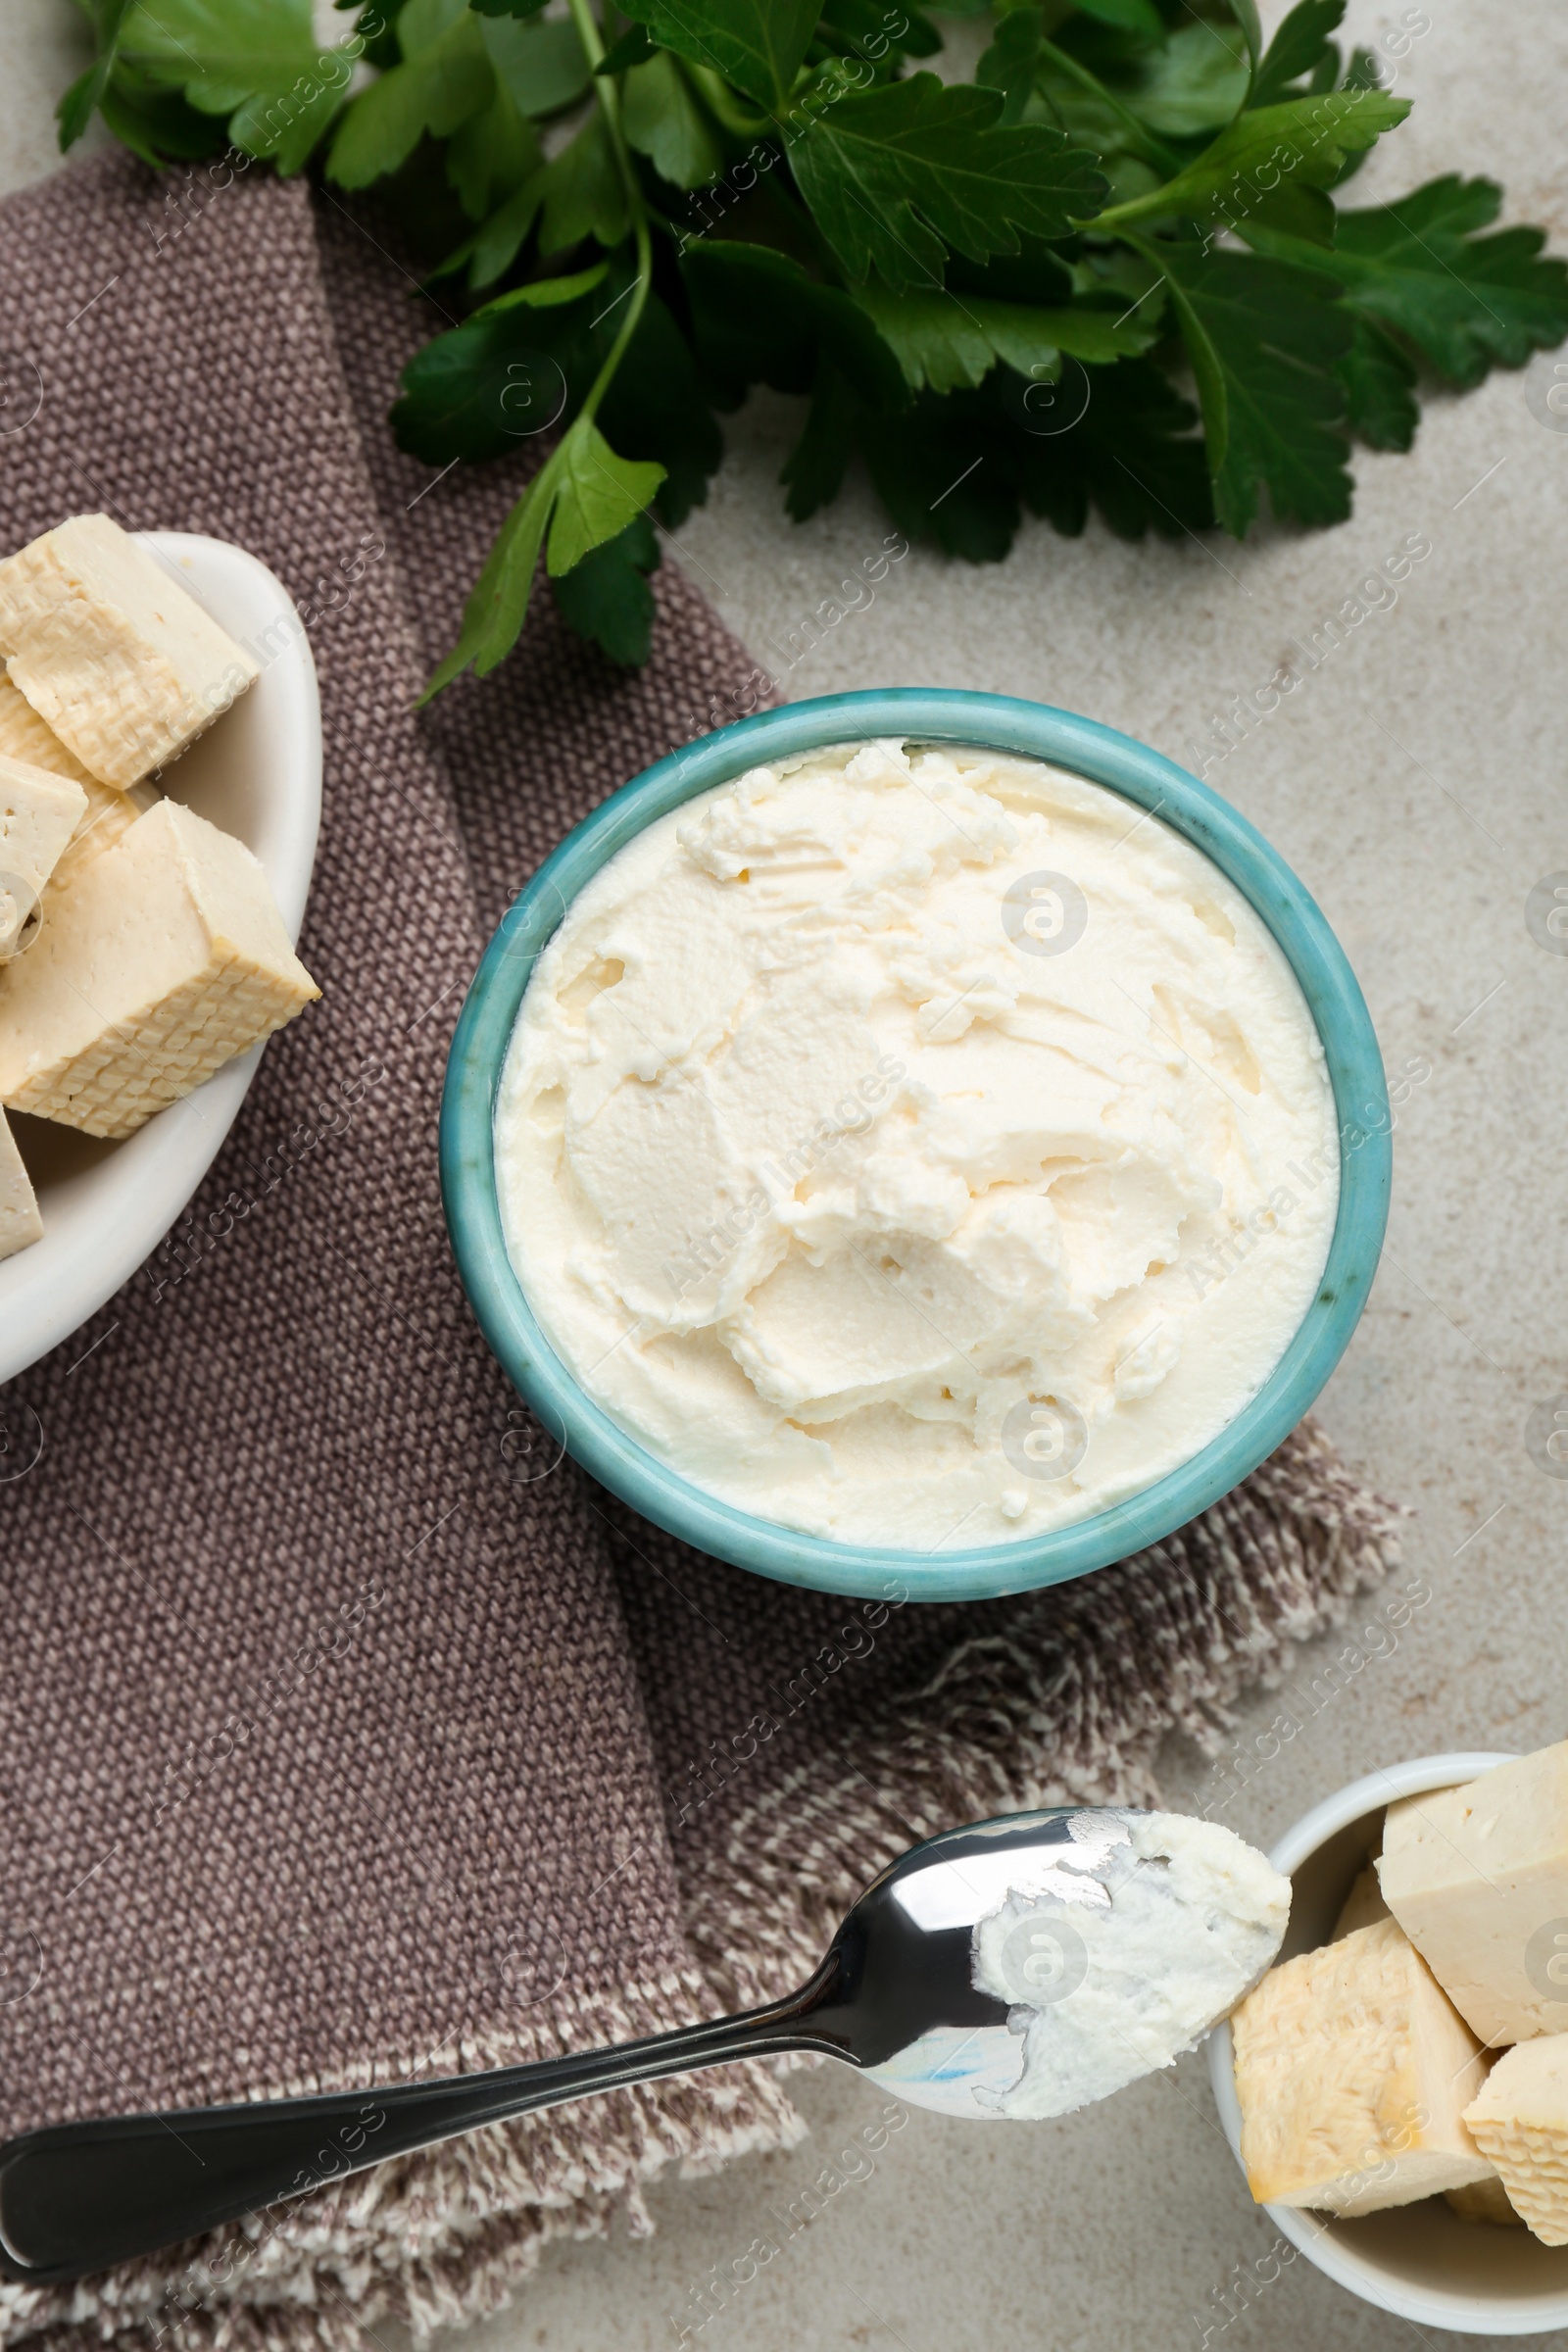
[441,690,1390,1601]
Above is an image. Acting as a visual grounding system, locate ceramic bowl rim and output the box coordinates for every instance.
[440,688,1390,1602]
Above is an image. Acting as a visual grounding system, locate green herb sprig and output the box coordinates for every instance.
[62,0,1568,692]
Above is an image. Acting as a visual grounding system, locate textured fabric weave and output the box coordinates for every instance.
[0,155,1402,2352]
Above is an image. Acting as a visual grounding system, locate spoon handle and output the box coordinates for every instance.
[0,1967,844,2285]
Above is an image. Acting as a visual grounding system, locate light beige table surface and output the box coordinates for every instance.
[6,5,1567,2346]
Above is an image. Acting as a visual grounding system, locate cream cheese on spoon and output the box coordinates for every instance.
[496,739,1340,1547]
[970,1810,1291,2118]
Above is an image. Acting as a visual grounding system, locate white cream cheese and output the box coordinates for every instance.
[970,1810,1292,2119]
[496,739,1341,1547]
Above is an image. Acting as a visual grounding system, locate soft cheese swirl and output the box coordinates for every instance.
[496,740,1340,1548]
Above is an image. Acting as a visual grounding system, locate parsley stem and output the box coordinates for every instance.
[564,0,652,426]
[689,64,769,139]
[1037,40,1186,178]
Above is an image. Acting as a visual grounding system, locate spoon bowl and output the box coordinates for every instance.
[814,1807,1139,2114]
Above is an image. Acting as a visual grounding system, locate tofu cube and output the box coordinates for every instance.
[0,675,152,892]
[0,514,259,788]
[1333,1863,1391,1940]
[49,774,159,895]
[1379,1743,1568,2044]
[0,672,93,782]
[1445,2174,1526,2226]
[0,755,87,959]
[0,799,318,1139]
[0,1104,40,1260]
[1465,2035,1568,2243]
[1230,1918,1495,2216]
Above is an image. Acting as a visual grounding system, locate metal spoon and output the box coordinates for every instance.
[0,1807,1132,2283]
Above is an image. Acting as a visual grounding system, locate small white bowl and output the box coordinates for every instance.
[0,531,321,1387]
[1206,1749,1568,2335]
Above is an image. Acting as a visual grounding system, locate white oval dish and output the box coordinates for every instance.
[0,530,321,1387]
[1205,1749,1568,2336]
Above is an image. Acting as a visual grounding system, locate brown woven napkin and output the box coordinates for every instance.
[0,154,1402,2352]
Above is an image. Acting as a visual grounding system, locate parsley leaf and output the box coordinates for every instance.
[546,422,665,573]
[426,415,662,689]
[976,7,1042,128]
[620,52,725,189]
[1336,315,1418,450]
[98,59,221,166]
[409,245,723,531]
[780,357,860,518]
[466,176,546,287]
[391,262,612,464]
[1009,357,1215,540]
[1097,88,1410,233]
[118,0,355,173]
[788,74,1106,290]
[116,0,321,106]
[859,394,1020,559]
[1246,175,1568,385]
[596,25,658,74]
[1157,243,1354,533]
[328,7,489,188]
[618,0,820,110]
[446,85,538,220]
[57,0,135,151]
[852,282,1156,393]
[538,112,628,252]
[815,0,943,69]
[426,455,556,693]
[552,517,661,665]
[1249,0,1345,109]
[1110,22,1250,139]
[1228,0,1263,78]
[597,292,722,527]
[478,14,593,118]
[1072,0,1165,36]
[683,240,908,411]
[786,346,1213,550]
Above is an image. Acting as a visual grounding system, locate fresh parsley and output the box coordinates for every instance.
[60,0,1568,687]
